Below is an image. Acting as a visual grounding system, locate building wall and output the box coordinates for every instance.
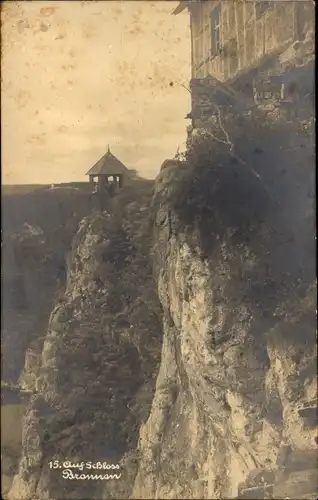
[190,0,314,82]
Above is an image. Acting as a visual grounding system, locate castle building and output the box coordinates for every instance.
[173,0,314,132]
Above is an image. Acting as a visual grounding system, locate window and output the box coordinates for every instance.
[192,7,204,68]
[211,4,221,56]
[255,1,273,20]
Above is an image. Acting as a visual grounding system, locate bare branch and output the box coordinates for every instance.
[211,103,234,151]
[179,83,192,95]
[204,107,271,196]
[184,83,272,196]
[204,130,231,147]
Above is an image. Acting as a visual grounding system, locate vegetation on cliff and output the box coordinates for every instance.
[5,179,163,500]
[3,100,315,500]
[155,107,314,313]
[134,103,316,499]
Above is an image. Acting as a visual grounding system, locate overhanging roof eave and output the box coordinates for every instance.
[172,1,189,15]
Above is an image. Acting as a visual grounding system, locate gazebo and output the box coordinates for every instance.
[86,146,129,189]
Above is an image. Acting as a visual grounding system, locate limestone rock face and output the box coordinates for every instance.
[8,197,163,500]
[132,135,316,500]
[5,113,316,500]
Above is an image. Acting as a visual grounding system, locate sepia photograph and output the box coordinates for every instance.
[1,1,316,499]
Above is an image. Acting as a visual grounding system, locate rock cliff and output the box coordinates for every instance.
[132,116,316,499]
[6,183,163,500]
[2,188,94,497]
[5,115,317,500]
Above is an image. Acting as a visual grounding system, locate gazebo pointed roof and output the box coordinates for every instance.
[86,146,129,176]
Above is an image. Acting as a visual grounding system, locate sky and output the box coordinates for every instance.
[1,0,191,184]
